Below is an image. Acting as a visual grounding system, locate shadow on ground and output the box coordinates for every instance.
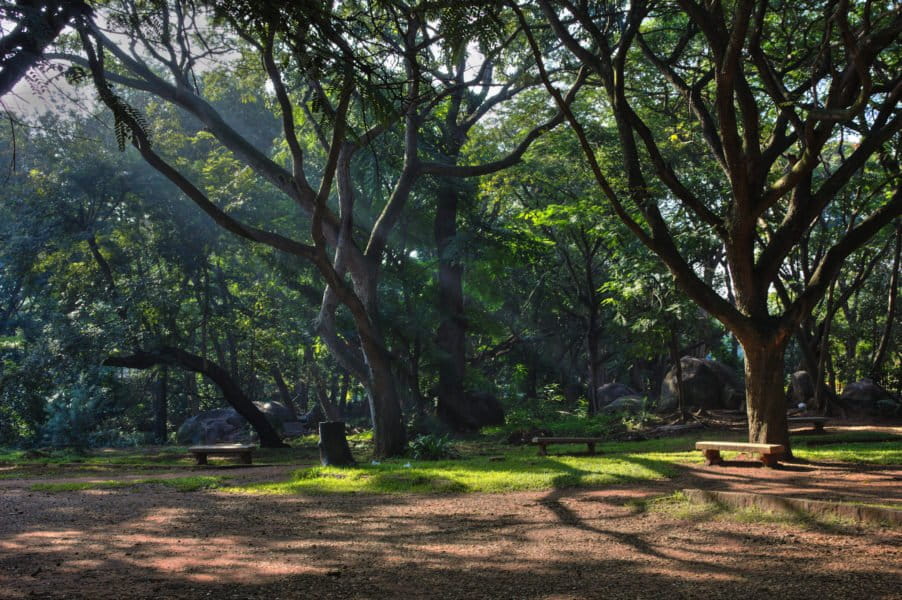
[1,470,899,599]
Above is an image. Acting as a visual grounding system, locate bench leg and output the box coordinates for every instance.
[195,453,208,466]
[587,442,596,455]
[537,444,548,456]
[240,452,252,465]
[703,449,723,466]
[760,454,779,468]
[813,422,825,432]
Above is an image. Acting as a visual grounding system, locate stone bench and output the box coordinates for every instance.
[787,416,829,432]
[188,444,255,465]
[695,441,785,468]
[531,437,604,456]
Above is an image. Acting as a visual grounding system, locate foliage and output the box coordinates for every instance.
[40,375,116,449]
[408,433,460,461]
[0,0,897,453]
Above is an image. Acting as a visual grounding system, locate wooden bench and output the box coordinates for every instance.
[787,416,829,432]
[188,444,255,465]
[696,441,785,468]
[531,437,604,456]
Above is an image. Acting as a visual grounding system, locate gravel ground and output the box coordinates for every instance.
[1,459,900,599]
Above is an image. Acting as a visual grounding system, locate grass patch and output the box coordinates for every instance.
[793,441,902,465]
[638,491,863,531]
[0,445,319,474]
[30,475,225,493]
[0,447,193,467]
[225,443,697,495]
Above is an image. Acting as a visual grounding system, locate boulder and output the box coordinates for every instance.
[177,408,248,445]
[789,371,815,406]
[253,400,295,433]
[659,357,744,412]
[602,395,646,414]
[840,379,896,415]
[176,400,297,445]
[595,383,637,408]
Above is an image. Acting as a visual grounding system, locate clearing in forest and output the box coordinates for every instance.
[1,426,900,599]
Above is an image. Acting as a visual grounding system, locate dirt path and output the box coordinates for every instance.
[1,460,900,599]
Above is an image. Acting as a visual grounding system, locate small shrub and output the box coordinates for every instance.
[409,434,460,461]
[620,400,657,431]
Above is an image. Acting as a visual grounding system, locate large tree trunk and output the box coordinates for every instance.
[104,347,287,448]
[742,340,791,456]
[434,181,468,428]
[317,281,407,457]
[361,336,406,458]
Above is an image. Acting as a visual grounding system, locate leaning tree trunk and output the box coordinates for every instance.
[742,339,791,456]
[104,348,287,448]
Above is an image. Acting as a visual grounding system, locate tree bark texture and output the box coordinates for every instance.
[743,341,791,455]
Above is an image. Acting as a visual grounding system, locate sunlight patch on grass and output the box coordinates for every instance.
[30,475,225,493]
[224,446,694,495]
[793,441,902,465]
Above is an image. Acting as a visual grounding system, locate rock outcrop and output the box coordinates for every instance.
[176,401,296,444]
[659,357,744,412]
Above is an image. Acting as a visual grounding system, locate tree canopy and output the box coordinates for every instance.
[0,0,898,455]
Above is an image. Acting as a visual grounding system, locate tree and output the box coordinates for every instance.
[520,0,901,451]
[55,0,579,455]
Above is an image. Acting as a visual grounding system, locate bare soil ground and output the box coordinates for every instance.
[1,441,900,598]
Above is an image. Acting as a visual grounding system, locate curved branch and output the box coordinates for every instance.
[104,348,287,448]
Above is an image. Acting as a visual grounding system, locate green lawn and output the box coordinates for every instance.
[225,449,696,495]
[3,429,899,495]
[793,441,902,465]
[31,475,225,493]
[0,445,321,479]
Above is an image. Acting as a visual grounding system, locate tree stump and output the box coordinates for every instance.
[318,421,356,466]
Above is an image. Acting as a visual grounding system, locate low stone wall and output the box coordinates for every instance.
[682,488,902,527]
